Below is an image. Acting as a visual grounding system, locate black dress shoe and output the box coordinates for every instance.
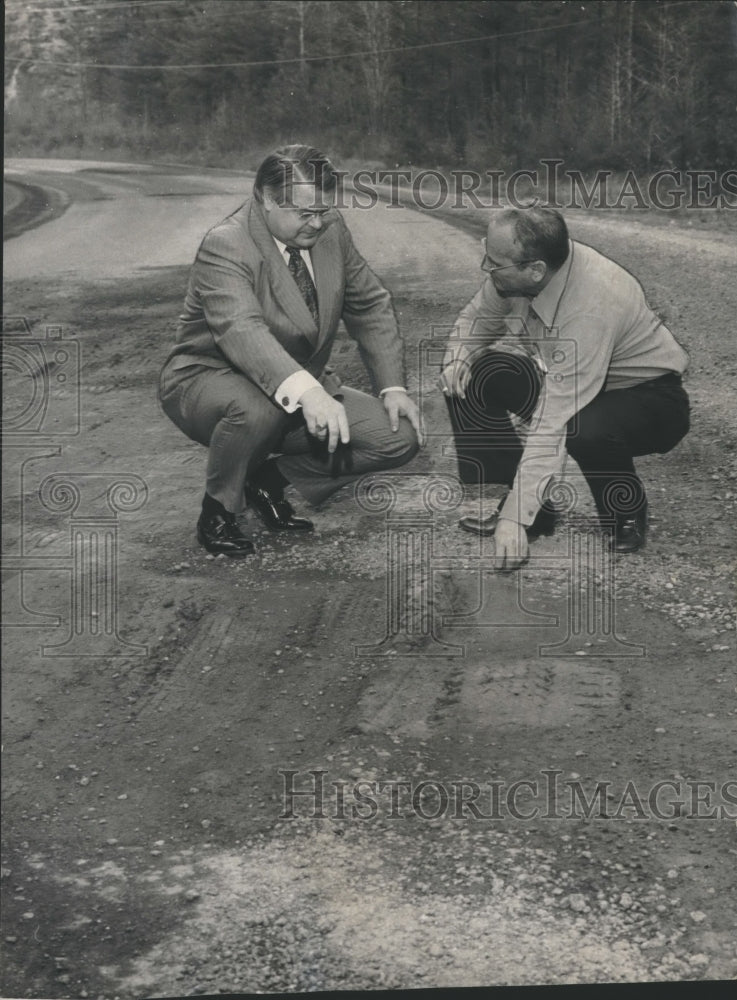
[244,483,314,532]
[527,503,559,539]
[197,511,255,557]
[459,511,499,536]
[610,507,648,553]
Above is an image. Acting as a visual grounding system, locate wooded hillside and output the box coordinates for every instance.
[5,0,736,174]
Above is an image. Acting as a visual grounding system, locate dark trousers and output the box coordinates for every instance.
[445,351,690,518]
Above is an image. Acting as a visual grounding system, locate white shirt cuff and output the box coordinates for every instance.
[379,386,407,396]
[275,370,321,412]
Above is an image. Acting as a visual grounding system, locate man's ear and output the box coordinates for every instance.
[262,191,276,212]
[528,260,548,285]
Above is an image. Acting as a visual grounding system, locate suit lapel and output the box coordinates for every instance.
[248,200,319,342]
[310,223,343,352]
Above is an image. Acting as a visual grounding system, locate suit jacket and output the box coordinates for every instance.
[163,197,405,398]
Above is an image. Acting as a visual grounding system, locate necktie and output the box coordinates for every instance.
[286,247,319,325]
[525,305,548,375]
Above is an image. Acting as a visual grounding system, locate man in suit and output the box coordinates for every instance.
[439,207,690,569]
[160,144,422,557]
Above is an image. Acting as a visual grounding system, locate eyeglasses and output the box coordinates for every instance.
[480,237,536,274]
[275,206,332,223]
[294,208,331,221]
[276,199,332,220]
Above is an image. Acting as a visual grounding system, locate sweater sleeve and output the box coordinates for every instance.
[500,309,618,526]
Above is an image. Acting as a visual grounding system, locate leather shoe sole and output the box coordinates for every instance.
[460,505,559,538]
[459,512,499,536]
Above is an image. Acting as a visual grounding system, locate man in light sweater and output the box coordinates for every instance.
[439,207,690,569]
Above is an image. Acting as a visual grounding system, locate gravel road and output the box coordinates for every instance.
[2,159,735,998]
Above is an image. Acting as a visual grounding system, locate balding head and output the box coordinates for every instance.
[482,207,569,298]
[491,207,569,271]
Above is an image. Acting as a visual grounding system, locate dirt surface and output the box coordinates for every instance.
[2,161,736,998]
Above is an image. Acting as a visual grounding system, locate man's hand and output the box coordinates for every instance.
[438,342,472,398]
[494,517,529,570]
[299,385,350,453]
[382,390,425,446]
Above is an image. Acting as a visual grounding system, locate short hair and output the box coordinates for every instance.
[253,144,338,206]
[495,207,570,271]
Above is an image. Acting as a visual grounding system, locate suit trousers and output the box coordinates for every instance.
[445,350,690,517]
[159,364,419,512]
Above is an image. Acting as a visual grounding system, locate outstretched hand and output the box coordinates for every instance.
[494,517,529,570]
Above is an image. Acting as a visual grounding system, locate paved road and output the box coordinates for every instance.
[4,180,25,214]
[4,159,253,277]
[3,157,480,293]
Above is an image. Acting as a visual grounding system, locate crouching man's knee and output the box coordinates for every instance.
[367,416,420,473]
[390,417,421,467]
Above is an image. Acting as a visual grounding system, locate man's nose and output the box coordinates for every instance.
[308,214,323,230]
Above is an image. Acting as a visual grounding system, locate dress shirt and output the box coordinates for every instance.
[272,239,321,410]
[272,237,405,412]
[450,240,689,526]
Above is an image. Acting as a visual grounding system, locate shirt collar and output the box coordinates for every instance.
[529,240,574,327]
[274,237,305,258]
